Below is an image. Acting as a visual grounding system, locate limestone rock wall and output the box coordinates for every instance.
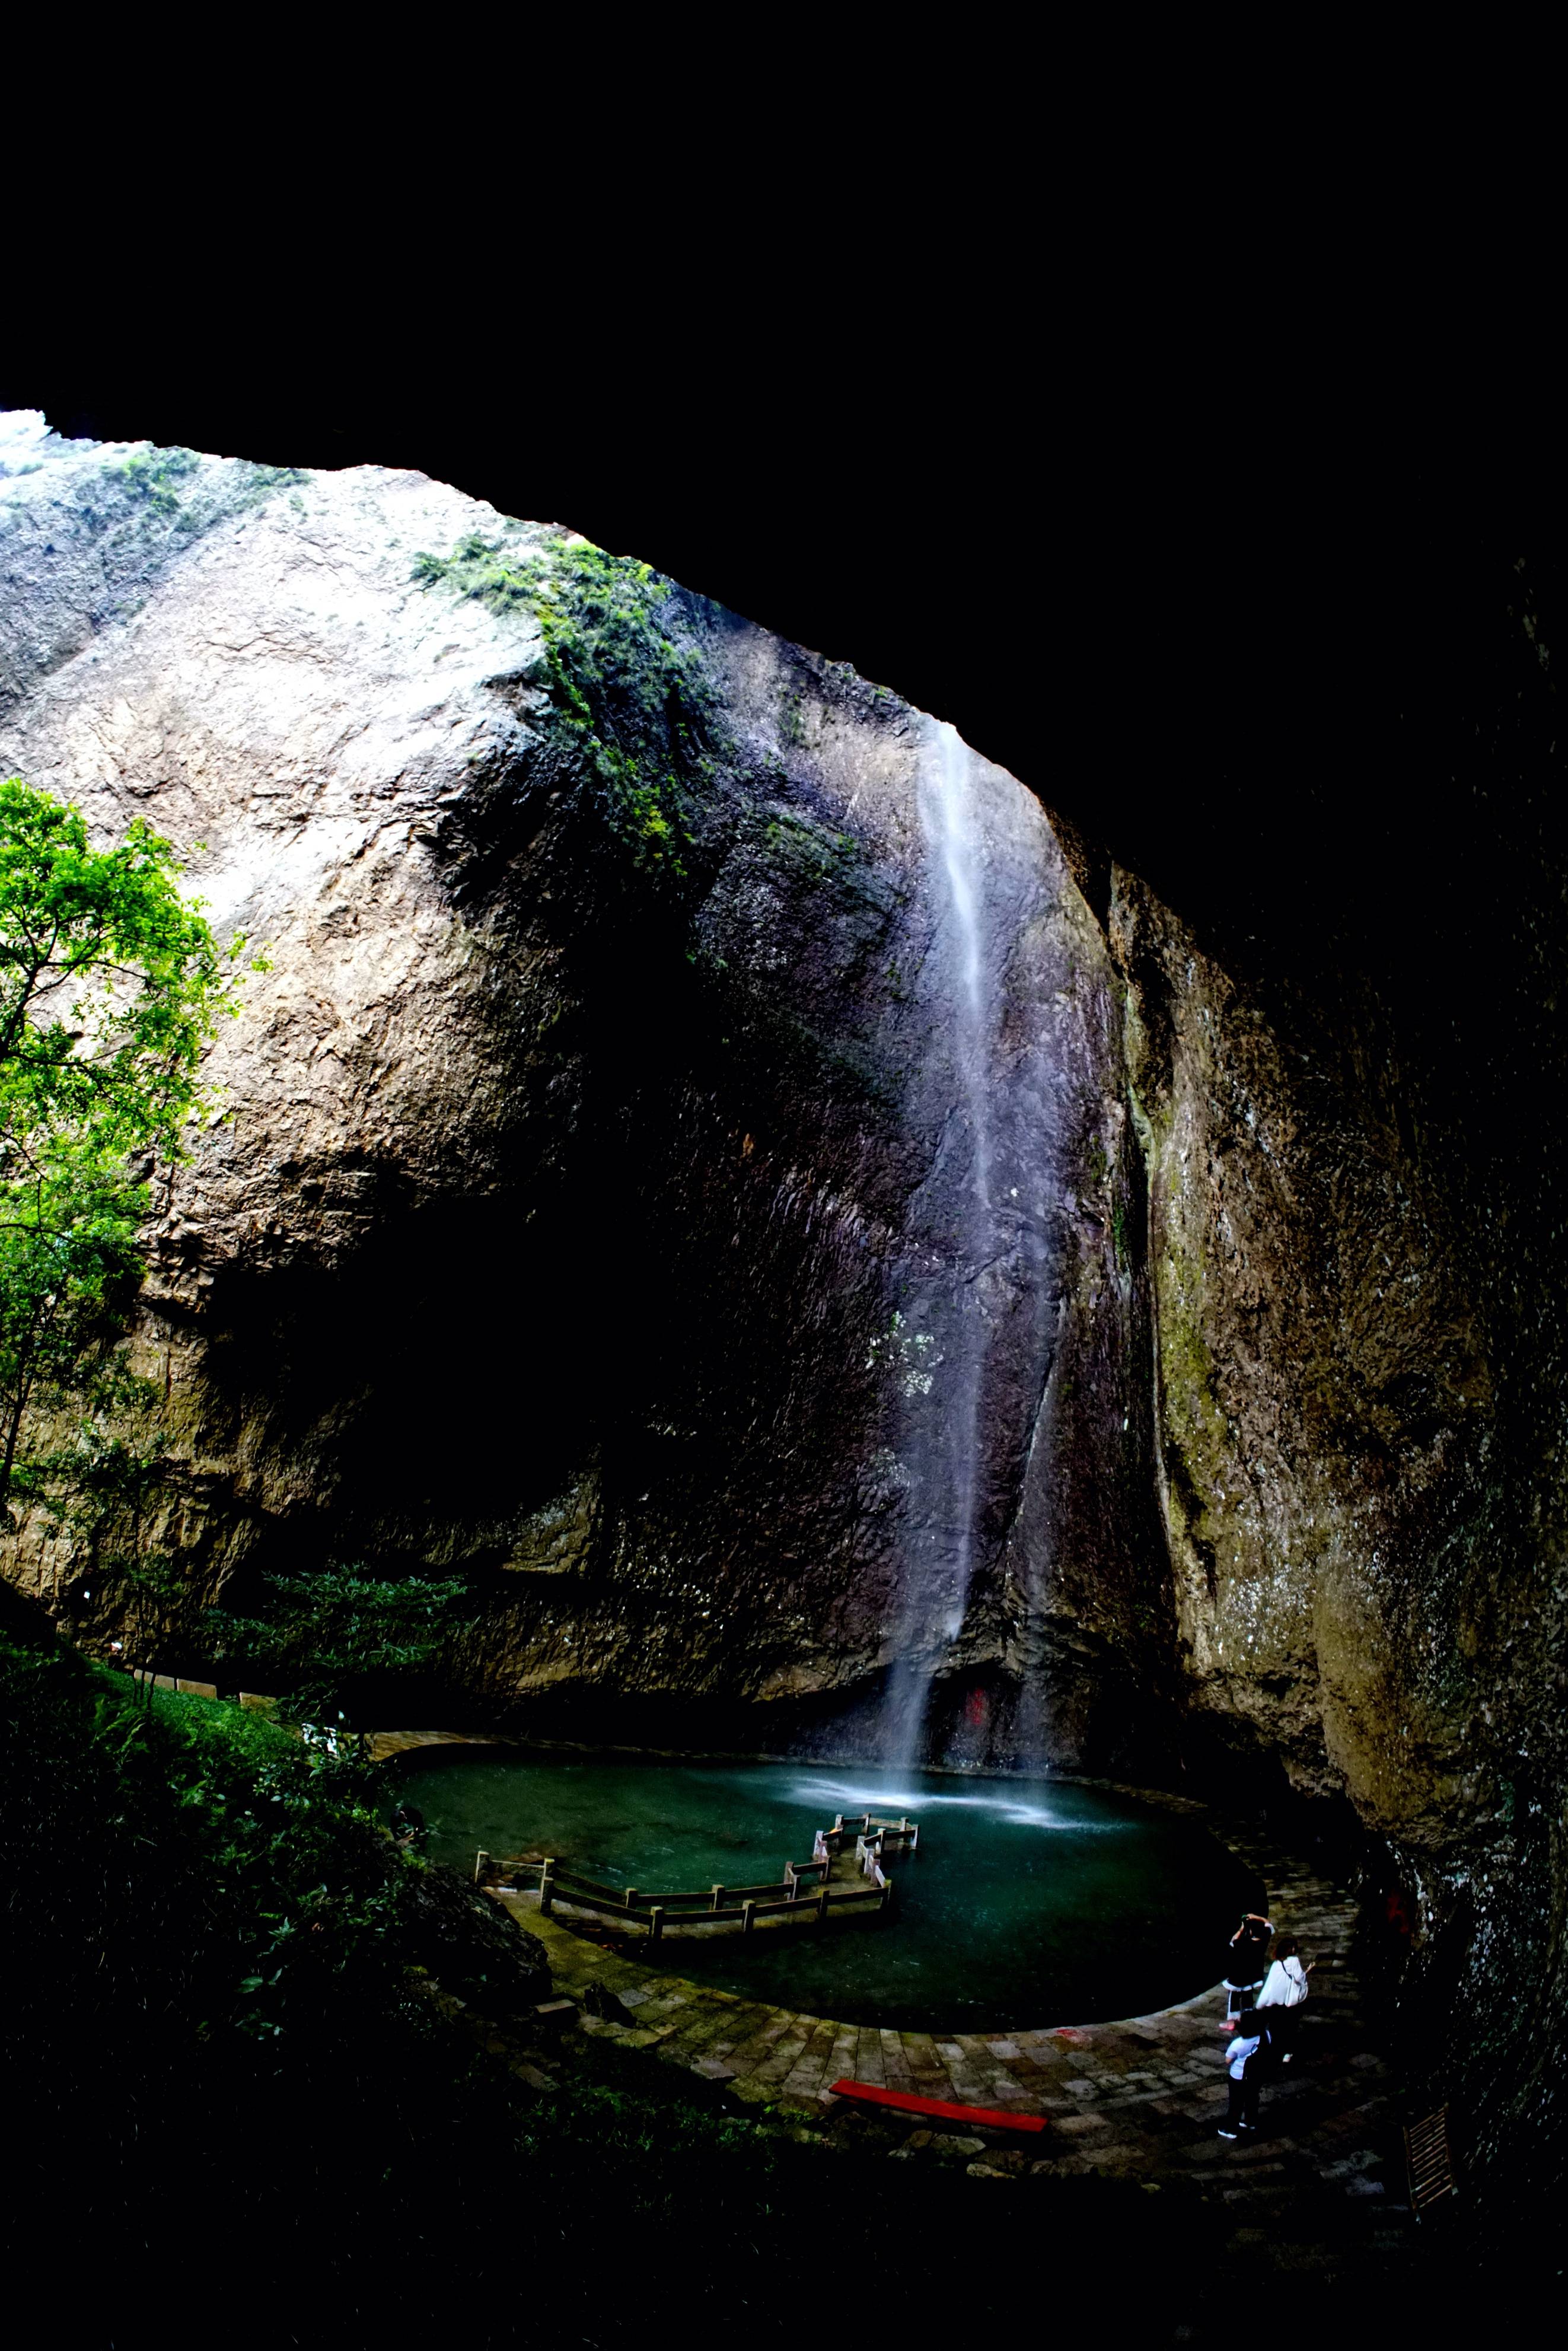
[4,419,1566,2201]
[1086,852,1568,2207]
[0,424,1158,1768]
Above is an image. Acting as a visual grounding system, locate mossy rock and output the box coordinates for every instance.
[400,1862,552,2015]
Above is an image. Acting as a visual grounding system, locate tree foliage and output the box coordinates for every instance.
[0,776,257,1509]
[209,1562,475,1726]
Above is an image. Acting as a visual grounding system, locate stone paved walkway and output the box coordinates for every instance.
[485,1811,1407,2238]
[375,1734,1415,2267]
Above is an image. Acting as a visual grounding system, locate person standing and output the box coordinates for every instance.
[1224,1910,1274,2014]
[1216,2008,1273,2139]
[1257,1932,1312,2061]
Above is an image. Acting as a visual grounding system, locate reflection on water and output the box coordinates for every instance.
[393,1755,1258,2033]
[792,1775,1120,1830]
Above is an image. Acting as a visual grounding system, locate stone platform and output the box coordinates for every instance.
[490,1823,1413,2261]
[378,1738,1417,2276]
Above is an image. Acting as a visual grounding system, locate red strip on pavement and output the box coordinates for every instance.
[827,2079,1047,2133]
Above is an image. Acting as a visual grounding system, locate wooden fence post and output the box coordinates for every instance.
[712,1884,724,1912]
[741,1900,756,1938]
[625,1887,638,1912]
[649,1906,665,1944]
[474,1849,490,1885]
[881,1875,894,1913]
[539,1859,556,1915]
[817,1887,830,1926]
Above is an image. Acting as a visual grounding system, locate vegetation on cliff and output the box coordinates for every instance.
[3,1608,1164,2341]
[413,532,712,876]
[0,778,258,1517]
[208,1559,476,1726]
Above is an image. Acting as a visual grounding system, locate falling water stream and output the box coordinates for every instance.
[884,721,999,1764]
[924,719,992,1646]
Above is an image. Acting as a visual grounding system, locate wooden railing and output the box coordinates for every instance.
[814,1813,920,1862]
[475,1828,906,1941]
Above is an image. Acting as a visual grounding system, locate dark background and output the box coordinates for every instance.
[4,321,1561,1050]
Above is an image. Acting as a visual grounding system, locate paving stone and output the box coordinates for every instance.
[853,2028,887,2086]
[724,2019,799,2076]
[751,2039,808,2085]
[506,1827,1401,2250]
[878,2029,914,2089]
[662,2003,737,2050]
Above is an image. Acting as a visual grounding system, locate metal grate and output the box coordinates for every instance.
[1404,2105,1457,2216]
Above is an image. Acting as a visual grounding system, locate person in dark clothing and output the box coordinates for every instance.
[1217,2006,1276,2138]
[1224,1910,1274,2014]
[389,1799,428,1850]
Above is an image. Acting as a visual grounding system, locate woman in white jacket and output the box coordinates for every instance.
[1256,1933,1312,2062]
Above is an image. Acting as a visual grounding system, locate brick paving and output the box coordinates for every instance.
[490,1806,1413,2255]
[377,1735,1417,2276]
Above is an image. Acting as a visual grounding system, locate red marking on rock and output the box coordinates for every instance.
[828,2081,1047,2133]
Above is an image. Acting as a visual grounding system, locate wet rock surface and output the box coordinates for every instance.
[0,427,1146,1766]
[3,422,1566,2210]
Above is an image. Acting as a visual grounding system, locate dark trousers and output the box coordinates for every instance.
[1225,2072,1260,2130]
[1259,2005,1298,2057]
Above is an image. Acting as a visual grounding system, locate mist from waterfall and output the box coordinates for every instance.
[884,719,997,1766]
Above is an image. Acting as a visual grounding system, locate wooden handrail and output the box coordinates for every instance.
[480,1859,893,1912]
[476,1811,912,1936]
[538,1879,892,1932]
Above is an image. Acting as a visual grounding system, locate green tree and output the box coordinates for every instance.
[0,777,256,1515]
[210,1564,474,1729]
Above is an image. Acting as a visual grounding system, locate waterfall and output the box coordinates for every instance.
[883,719,997,1764]
[922,719,992,1639]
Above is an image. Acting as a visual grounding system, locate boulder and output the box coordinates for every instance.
[400,1862,552,2016]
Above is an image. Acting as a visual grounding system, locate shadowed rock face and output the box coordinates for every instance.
[0,424,1159,1772]
[1091,851,1568,2202]
[4,420,1567,2206]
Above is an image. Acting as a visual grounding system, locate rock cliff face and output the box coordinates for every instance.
[0,417,1161,1771]
[1096,848,1568,2198]
[4,416,1566,2202]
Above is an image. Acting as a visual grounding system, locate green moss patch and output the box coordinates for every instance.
[414,531,713,879]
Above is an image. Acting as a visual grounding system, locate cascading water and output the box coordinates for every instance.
[882,719,999,1764]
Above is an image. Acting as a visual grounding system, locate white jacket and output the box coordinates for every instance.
[1258,1956,1309,2008]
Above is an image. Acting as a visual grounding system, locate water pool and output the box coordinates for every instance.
[391,1753,1260,2033]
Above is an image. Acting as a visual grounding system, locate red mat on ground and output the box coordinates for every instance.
[828,2080,1047,2133]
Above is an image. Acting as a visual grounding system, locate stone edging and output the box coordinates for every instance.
[378,1730,1411,2252]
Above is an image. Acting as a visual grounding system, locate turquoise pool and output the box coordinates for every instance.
[391,1753,1260,2033]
